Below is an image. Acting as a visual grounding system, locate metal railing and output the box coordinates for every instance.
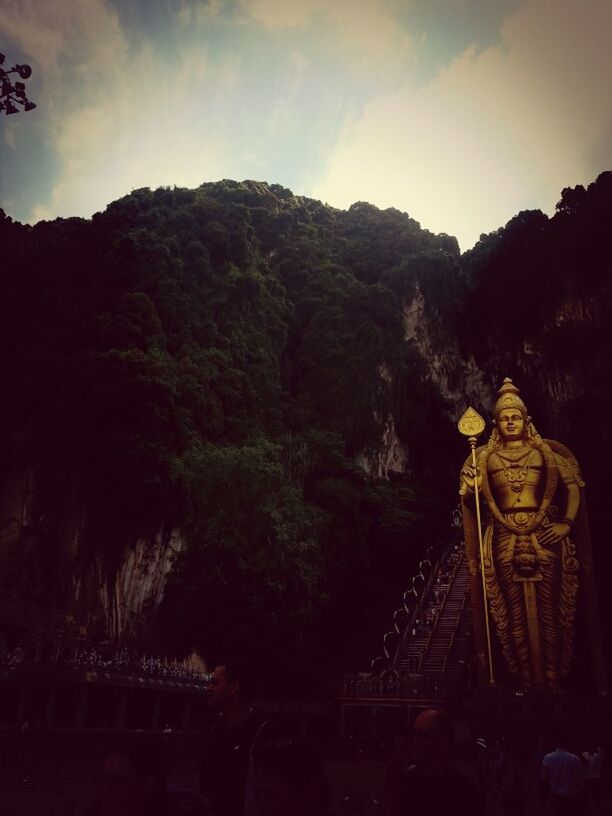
[441,592,468,676]
[392,539,458,670]
[416,550,463,671]
[0,648,210,686]
[341,671,440,700]
[341,538,469,700]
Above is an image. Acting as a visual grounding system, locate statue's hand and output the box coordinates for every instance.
[539,522,571,547]
[459,464,482,495]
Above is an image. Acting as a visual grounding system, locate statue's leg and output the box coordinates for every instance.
[536,546,562,690]
[494,535,531,686]
[502,568,532,686]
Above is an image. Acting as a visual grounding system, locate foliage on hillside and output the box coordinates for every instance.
[460,171,612,496]
[2,171,611,691]
[0,182,459,690]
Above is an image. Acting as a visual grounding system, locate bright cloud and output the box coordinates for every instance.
[176,0,225,26]
[313,0,612,249]
[245,0,415,77]
[0,0,610,246]
[1,1,241,222]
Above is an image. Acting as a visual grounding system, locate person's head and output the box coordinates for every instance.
[94,737,167,816]
[496,407,526,442]
[492,378,535,442]
[254,737,331,816]
[411,708,455,766]
[208,658,255,710]
[551,723,570,751]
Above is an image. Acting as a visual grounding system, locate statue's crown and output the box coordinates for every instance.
[494,377,527,417]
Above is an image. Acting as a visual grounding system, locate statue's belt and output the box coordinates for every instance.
[500,509,539,526]
[492,512,558,571]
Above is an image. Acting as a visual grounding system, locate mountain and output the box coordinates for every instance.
[0,172,610,693]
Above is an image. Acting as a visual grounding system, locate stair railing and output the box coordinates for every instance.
[416,548,463,672]
[392,545,446,669]
[441,590,468,675]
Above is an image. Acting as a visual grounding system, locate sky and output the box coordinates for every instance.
[1,0,611,250]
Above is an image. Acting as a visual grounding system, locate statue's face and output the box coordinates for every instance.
[496,408,526,441]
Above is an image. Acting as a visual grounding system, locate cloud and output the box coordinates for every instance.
[312,0,612,249]
[244,0,414,76]
[3,120,20,150]
[3,0,609,242]
[245,0,314,28]
[1,0,239,222]
[0,0,127,88]
[2,0,408,224]
[27,46,234,222]
[175,0,225,26]
[265,49,310,136]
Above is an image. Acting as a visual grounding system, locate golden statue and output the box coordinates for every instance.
[459,378,606,695]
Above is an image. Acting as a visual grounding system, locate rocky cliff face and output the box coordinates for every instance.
[1,174,610,668]
[357,412,408,479]
[402,285,494,419]
[357,289,494,481]
[75,528,184,643]
[357,363,408,479]
[0,464,182,644]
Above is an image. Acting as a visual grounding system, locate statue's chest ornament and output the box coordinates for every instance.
[495,449,536,494]
[481,442,558,536]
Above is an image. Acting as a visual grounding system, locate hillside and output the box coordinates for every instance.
[0,172,610,693]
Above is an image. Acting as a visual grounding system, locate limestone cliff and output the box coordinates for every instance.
[357,292,493,481]
[402,285,493,419]
[75,528,184,643]
[0,464,182,644]
[0,174,609,672]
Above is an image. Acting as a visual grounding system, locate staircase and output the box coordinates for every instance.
[393,548,471,698]
[421,555,469,674]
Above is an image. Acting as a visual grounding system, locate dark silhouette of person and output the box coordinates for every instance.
[199,659,270,816]
[254,736,332,816]
[92,735,211,815]
[582,746,603,812]
[541,728,584,816]
[499,740,529,816]
[383,724,412,814]
[390,708,486,816]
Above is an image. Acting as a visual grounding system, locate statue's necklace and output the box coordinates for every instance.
[494,448,534,494]
[480,441,558,535]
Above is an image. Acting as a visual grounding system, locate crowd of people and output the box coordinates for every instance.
[383,708,485,816]
[2,655,607,816]
[88,694,608,816]
[408,544,462,642]
[1,643,210,683]
[358,541,466,701]
[471,731,605,816]
[369,537,455,674]
[82,658,332,816]
[75,653,608,816]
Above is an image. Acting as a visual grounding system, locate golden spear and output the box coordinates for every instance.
[458,407,495,685]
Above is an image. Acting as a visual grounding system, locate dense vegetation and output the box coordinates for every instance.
[1,171,611,693]
[458,172,612,680]
[460,172,612,551]
[0,182,461,692]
